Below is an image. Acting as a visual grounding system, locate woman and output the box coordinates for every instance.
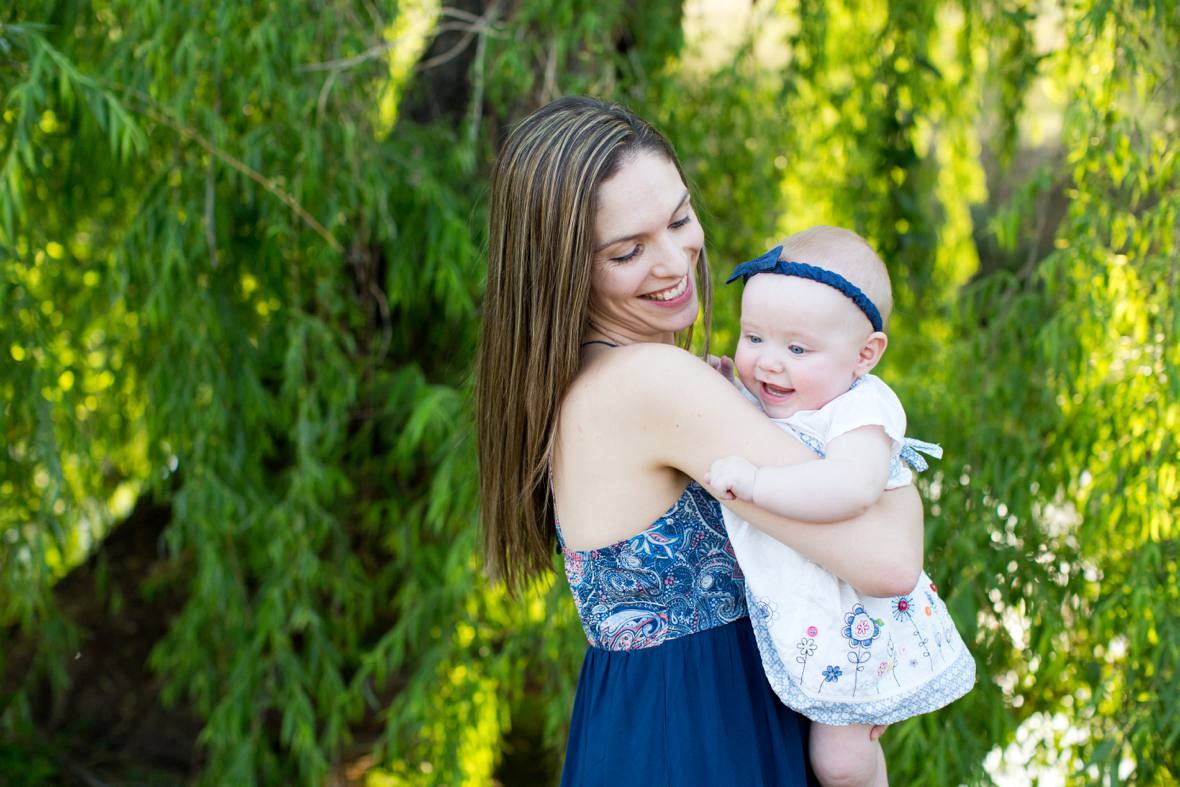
[476,96,923,785]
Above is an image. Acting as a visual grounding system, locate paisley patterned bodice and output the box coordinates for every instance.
[559,482,747,651]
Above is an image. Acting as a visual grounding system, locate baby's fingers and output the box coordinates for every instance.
[717,355,735,381]
[706,462,738,500]
[706,354,736,382]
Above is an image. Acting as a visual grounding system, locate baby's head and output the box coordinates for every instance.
[731,226,892,418]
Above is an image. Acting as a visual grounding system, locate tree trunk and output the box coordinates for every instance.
[2,498,204,782]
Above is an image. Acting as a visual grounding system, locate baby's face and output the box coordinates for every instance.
[734,274,871,418]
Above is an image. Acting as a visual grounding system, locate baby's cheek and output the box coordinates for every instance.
[733,349,754,382]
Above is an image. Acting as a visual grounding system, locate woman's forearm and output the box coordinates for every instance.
[724,484,924,596]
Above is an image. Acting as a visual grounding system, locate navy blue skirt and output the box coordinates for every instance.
[561,617,816,786]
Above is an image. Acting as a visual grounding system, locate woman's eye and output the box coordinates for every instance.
[670,214,692,229]
[610,244,643,263]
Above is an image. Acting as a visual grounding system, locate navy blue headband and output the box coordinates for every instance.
[726,245,884,332]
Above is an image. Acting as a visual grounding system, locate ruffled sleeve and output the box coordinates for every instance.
[814,374,907,447]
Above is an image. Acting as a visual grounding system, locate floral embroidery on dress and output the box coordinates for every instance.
[841,603,884,695]
[842,604,882,648]
[819,665,842,692]
[745,578,977,724]
[796,632,818,683]
[892,596,912,621]
[560,482,746,651]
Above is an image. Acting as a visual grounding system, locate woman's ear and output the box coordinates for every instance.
[855,331,888,375]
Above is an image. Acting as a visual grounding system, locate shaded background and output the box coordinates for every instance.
[1,0,1176,784]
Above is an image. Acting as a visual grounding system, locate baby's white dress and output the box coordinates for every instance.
[724,374,976,725]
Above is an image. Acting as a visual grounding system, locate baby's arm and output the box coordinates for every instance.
[707,426,892,522]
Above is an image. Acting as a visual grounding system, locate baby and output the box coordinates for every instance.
[705,226,975,787]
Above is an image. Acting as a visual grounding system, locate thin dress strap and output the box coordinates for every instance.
[547,455,566,551]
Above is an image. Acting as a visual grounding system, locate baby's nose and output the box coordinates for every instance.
[758,352,786,373]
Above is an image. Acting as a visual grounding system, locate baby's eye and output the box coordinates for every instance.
[788,345,806,355]
[744,334,762,344]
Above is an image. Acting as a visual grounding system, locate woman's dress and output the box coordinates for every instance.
[558,481,815,786]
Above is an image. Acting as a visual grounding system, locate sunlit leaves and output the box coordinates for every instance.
[2,0,1176,784]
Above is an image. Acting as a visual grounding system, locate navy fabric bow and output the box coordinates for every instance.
[726,245,884,332]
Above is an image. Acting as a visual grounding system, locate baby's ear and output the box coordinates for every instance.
[855,332,888,375]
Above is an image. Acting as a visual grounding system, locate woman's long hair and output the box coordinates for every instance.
[476,96,712,593]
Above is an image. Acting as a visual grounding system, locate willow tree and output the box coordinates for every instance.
[1,1,685,784]
[675,2,1177,783]
[2,0,1176,785]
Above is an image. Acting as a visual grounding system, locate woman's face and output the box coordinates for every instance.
[586,151,704,344]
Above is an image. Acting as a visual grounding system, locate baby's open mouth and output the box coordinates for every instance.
[761,382,794,397]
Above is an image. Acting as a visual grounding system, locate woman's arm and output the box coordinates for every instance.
[727,483,923,597]
[609,344,923,596]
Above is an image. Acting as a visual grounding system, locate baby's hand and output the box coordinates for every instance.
[705,456,758,502]
[706,354,736,384]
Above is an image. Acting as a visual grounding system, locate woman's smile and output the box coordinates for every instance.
[641,275,692,304]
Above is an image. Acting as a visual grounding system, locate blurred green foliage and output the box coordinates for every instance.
[0,0,1176,784]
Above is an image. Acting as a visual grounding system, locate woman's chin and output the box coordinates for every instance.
[639,296,699,334]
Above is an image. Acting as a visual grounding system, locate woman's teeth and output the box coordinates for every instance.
[643,277,688,301]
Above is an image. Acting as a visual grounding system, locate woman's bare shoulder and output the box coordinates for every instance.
[573,343,714,401]
[565,342,809,478]
[561,344,718,450]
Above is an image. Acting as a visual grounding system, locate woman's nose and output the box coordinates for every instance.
[651,234,691,277]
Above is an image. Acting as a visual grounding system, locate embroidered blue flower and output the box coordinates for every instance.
[752,595,777,621]
[842,603,882,648]
[822,665,842,683]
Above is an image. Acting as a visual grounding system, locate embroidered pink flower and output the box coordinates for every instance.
[807,626,818,637]
[842,604,881,648]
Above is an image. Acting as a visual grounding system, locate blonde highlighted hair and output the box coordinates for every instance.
[476,96,711,593]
